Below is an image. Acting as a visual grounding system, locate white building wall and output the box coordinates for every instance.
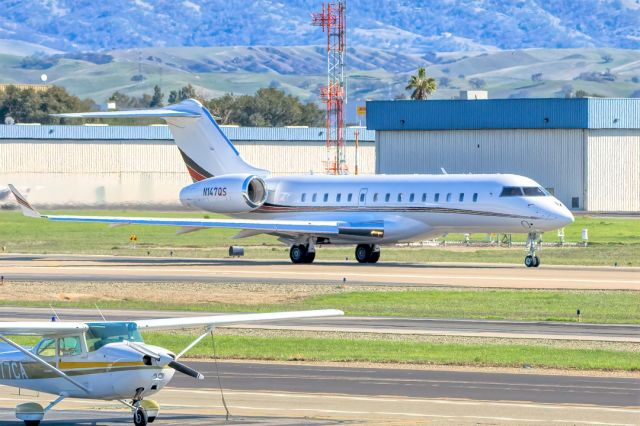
[585,129,640,212]
[0,139,374,207]
[377,129,585,209]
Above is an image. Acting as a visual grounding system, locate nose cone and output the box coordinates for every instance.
[547,200,574,229]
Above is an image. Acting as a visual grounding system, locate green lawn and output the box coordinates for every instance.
[2,288,638,324]
[144,333,640,371]
[0,210,639,266]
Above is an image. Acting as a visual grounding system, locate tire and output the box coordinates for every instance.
[289,244,307,264]
[524,255,534,268]
[133,407,148,426]
[355,244,371,263]
[303,250,316,264]
[367,250,380,263]
[24,422,40,426]
[533,256,540,267]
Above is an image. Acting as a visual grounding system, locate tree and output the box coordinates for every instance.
[150,85,164,108]
[405,67,437,100]
[168,84,196,104]
[601,54,613,64]
[438,77,452,88]
[468,78,486,89]
[531,73,543,82]
[0,85,95,124]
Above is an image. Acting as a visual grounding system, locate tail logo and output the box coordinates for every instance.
[178,148,213,182]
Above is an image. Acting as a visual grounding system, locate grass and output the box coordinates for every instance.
[2,288,638,324]
[143,333,640,371]
[0,210,639,266]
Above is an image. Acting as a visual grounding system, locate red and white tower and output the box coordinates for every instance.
[312,1,347,175]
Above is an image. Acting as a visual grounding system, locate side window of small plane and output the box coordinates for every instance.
[422,193,427,202]
[409,193,415,202]
[301,193,306,203]
[323,193,329,202]
[37,338,56,357]
[312,193,317,202]
[434,193,440,202]
[347,193,353,202]
[373,193,379,202]
[473,193,478,202]
[59,336,82,356]
[385,193,390,202]
[360,192,366,203]
[336,193,341,202]
[397,193,402,202]
[446,193,452,202]
[459,193,464,202]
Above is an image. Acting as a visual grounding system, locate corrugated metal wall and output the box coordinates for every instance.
[0,139,374,206]
[377,129,584,209]
[585,129,640,212]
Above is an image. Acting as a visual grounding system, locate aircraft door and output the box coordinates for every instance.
[358,188,368,208]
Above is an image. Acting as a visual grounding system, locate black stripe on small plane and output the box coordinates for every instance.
[178,148,213,182]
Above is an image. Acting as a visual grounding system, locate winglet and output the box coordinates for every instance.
[8,184,41,218]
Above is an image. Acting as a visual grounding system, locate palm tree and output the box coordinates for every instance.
[406,67,437,100]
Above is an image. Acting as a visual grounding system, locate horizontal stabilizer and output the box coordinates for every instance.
[52,108,201,119]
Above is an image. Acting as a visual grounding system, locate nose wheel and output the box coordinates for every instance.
[525,232,541,268]
[133,407,148,426]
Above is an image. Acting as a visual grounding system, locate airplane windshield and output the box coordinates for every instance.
[500,186,549,197]
[85,322,144,352]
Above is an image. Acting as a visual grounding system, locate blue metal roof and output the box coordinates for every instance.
[0,125,374,142]
[366,98,640,131]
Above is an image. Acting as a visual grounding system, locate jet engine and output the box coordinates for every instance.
[179,174,268,213]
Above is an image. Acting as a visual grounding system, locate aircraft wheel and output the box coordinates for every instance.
[303,250,316,264]
[533,255,540,267]
[289,244,307,264]
[355,244,371,263]
[133,407,148,426]
[524,255,534,268]
[367,250,380,263]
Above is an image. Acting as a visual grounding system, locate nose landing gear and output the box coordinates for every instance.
[525,232,541,268]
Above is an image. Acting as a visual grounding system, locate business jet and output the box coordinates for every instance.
[0,309,342,425]
[9,99,573,268]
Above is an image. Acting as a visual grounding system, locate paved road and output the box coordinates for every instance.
[2,307,638,342]
[0,361,638,425]
[1,254,639,290]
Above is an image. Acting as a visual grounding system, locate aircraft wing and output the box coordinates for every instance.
[0,322,89,336]
[8,185,384,238]
[135,309,344,331]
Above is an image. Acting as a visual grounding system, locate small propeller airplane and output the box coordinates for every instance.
[0,309,343,425]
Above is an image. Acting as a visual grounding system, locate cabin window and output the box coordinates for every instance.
[312,193,317,202]
[409,193,415,202]
[459,193,464,202]
[397,193,402,202]
[301,193,306,202]
[500,187,523,197]
[347,193,353,202]
[385,193,390,202]
[373,193,379,202]
[434,193,440,202]
[446,193,452,202]
[37,338,56,357]
[472,193,478,202]
[360,193,366,203]
[323,193,329,202]
[336,193,341,202]
[59,336,82,356]
[422,193,427,202]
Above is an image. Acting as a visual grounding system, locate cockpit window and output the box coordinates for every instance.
[86,322,143,352]
[500,187,524,197]
[522,187,548,196]
[36,338,56,357]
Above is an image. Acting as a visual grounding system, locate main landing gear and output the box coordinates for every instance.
[355,244,380,264]
[289,244,316,264]
[525,232,541,268]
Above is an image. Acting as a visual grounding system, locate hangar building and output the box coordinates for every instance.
[0,125,374,207]
[367,98,640,212]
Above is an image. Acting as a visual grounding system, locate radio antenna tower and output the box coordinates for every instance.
[312,1,347,175]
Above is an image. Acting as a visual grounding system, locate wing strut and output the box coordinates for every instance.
[0,335,90,394]
[176,326,214,360]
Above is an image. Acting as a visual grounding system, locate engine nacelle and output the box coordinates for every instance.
[179,174,268,213]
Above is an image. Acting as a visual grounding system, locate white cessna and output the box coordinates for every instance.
[0,309,342,425]
[10,99,573,267]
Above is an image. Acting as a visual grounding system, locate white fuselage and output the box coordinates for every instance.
[186,173,574,243]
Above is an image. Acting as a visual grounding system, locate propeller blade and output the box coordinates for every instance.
[168,360,205,380]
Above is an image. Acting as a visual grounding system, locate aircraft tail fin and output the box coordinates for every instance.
[8,184,41,218]
[54,99,268,181]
